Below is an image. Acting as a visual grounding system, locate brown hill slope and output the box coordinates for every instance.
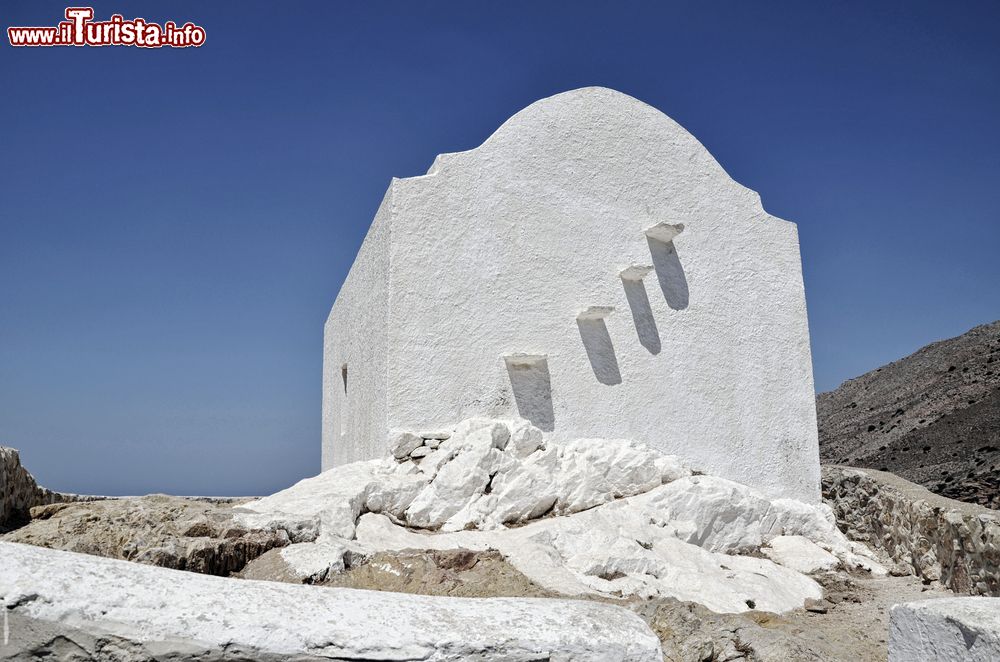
[817,320,1000,508]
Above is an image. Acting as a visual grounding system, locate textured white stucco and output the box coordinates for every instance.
[889,598,1000,661]
[324,87,820,502]
[322,188,391,468]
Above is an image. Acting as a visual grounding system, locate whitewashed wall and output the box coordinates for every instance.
[322,188,392,468]
[324,87,821,502]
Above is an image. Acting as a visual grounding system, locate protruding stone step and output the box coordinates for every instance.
[619,265,654,281]
[502,353,548,368]
[576,306,614,321]
[644,222,685,243]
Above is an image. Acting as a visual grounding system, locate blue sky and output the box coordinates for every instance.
[2,1,998,495]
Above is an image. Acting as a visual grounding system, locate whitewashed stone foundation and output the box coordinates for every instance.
[240,418,884,614]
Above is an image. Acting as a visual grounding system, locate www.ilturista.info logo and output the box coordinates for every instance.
[8,7,205,48]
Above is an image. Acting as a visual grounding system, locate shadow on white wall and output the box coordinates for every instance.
[622,277,661,354]
[647,237,689,310]
[577,318,623,386]
[504,355,556,431]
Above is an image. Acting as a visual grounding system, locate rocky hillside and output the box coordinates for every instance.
[818,320,1000,508]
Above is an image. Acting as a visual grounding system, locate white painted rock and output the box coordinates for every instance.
[405,425,512,530]
[551,438,670,514]
[235,417,885,615]
[890,597,1000,662]
[508,419,545,458]
[764,535,839,574]
[278,538,348,581]
[409,446,432,459]
[0,541,662,661]
[389,430,423,459]
[234,460,424,540]
[642,475,885,574]
[352,504,823,614]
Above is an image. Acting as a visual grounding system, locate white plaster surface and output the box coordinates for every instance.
[889,597,1000,662]
[321,187,392,470]
[239,419,885,614]
[0,541,662,661]
[323,86,820,503]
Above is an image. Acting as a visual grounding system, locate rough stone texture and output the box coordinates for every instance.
[889,597,1000,661]
[2,494,290,577]
[243,546,560,599]
[823,465,1000,595]
[0,541,663,662]
[244,544,949,662]
[0,447,73,532]
[244,419,691,536]
[818,320,1000,508]
[389,429,423,459]
[409,445,431,459]
[237,419,885,614]
[666,573,945,662]
[349,505,827,614]
[323,86,821,505]
[763,535,839,574]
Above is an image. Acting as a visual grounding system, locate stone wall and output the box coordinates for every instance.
[822,465,999,596]
[0,447,70,531]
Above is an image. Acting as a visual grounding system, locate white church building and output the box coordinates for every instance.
[322,87,821,503]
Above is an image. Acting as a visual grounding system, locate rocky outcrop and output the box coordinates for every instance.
[817,320,1000,508]
[822,465,1000,595]
[235,417,886,615]
[0,541,662,661]
[2,447,290,576]
[237,417,692,539]
[249,542,944,662]
[248,544,946,662]
[3,494,291,576]
[0,447,71,532]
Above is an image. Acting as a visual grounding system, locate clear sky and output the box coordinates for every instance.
[2,1,998,496]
